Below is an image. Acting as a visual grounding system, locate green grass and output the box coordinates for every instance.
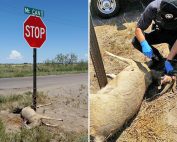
[0,120,53,142]
[0,63,88,78]
[0,91,47,112]
[0,120,88,142]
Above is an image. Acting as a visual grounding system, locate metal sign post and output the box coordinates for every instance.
[24,8,46,111]
[90,15,108,88]
[33,48,37,111]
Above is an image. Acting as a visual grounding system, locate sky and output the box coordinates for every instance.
[0,0,88,63]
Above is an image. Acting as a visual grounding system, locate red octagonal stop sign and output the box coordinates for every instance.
[24,15,46,48]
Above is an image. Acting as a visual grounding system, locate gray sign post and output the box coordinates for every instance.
[24,7,46,111]
[90,16,108,88]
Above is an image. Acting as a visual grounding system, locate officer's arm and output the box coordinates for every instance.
[164,41,177,75]
[135,2,156,42]
[135,27,145,42]
[167,40,177,60]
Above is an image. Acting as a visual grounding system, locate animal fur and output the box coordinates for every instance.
[90,52,153,142]
[21,106,63,128]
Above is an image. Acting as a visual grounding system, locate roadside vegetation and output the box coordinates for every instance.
[0,91,47,112]
[0,92,88,142]
[0,120,88,142]
[0,53,88,78]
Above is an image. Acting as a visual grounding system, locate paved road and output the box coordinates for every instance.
[0,73,88,95]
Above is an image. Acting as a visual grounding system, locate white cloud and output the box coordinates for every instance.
[8,50,23,60]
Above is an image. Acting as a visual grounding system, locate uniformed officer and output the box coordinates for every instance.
[132,0,177,75]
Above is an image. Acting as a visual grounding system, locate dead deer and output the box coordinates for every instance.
[90,51,158,142]
[21,106,63,129]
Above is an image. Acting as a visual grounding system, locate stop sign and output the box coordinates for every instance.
[24,15,46,48]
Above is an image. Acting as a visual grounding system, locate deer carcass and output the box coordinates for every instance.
[90,52,153,142]
[21,106,63,129]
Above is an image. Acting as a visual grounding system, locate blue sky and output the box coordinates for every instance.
[0,0,88,63]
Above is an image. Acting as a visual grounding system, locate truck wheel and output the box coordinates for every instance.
[91,0,120,19]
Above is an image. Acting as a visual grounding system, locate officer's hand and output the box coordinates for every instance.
[161,75,176,85]
[140,40,153,58]
[165,60,174,74]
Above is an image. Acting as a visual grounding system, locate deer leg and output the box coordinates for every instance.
[37,103,52,108]
[105,51,136,66]
[106,74,116,79]
[42,121,59,127]
[27,121,41,129]
[159,82,174,95]
[94,135,105,142]
[41,115,63,121]
[172,79,177,93]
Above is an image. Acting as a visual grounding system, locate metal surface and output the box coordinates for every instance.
[24,15,46,48]
[97,0,116,14]
[24,7,44,17]
[32,48,37,111]
[90,16,108,88]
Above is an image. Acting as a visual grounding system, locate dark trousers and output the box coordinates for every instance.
[132,28,177,60]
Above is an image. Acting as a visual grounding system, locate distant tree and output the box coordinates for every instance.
[51,59,56,64]
[44,59,51,64]
[55,53,65,64]
[64,54,69,64]
[45,53,79,65]
[69,53,78,64]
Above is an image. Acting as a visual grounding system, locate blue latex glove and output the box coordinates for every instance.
[140,40,153,58]
[165,60,174,74]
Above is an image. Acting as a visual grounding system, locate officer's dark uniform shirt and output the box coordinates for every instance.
[137,0,162,30]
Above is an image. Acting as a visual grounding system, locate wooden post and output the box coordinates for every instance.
[90,16,108,88]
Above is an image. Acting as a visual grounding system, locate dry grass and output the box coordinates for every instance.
[90,23,146,93]
[0,120,88,142]
[0,91,88,142]
[0,91,47,112]
[90,19,176,141]
[95,23,135,56]
[118,92,177,142]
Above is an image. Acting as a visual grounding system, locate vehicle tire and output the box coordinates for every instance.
[91,0,120,19]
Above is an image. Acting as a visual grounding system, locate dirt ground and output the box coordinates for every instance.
[0,73,88,140]
[90,1,177,141]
